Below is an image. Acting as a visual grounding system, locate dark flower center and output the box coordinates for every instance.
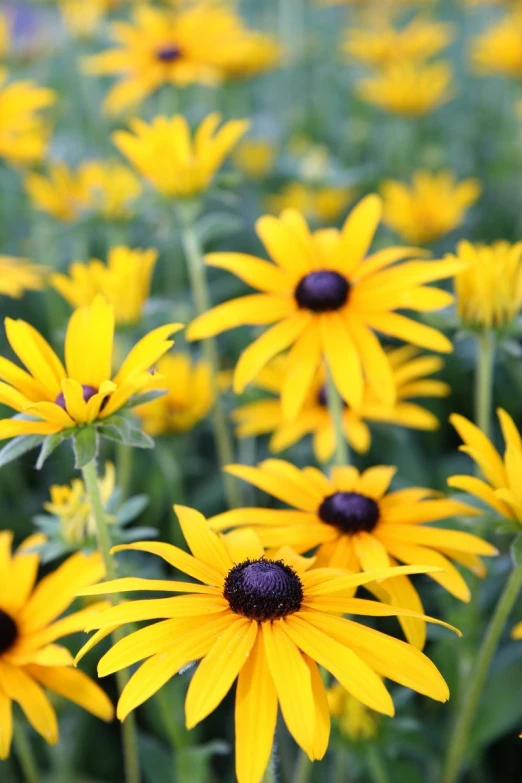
[55,384,98,410]
[0,609,18,655]
[223,558,303,622]
[156,44,182,63]
[295,271,350,312]
[317,385,348,409]
[318,491,380,534]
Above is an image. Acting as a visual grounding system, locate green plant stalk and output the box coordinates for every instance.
[326,369,349,467]
[443,563,522,783]
[82,458,141,783]
[116,441,133,504]
[13,721,39,783]
[262,751,277,783]
[291,750,312,783]
[474,330,495,438]
[365,745,390,783]
[177,211,241,508]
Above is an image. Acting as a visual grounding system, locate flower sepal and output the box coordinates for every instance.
[95,412,155,450]
[73,425,98,469]
[125,388,168,409]
[0,431,47,469]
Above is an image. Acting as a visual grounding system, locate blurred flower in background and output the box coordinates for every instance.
[81,160,142,221]
[357,61,454,116]
[471,10,522,77]
[0,256,46,298]
[328,683,379,741]
[233,138,276,179]
[0,72,55,166]
[267,182,354,224]
[25,162,92,222]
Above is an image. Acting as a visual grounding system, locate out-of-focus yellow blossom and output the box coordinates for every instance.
[343,17,454,68]
[114,113,249,199]
[450,241,522,329]
[380,171,481,245]
[44,463,115,545]
[471,11,522,78]
[82,160,142,220]
[357,61,454,116]
[52,246,157,326]
[0,74,56,166]
[0,257,47,298]
[233,139,276,179]
[59,0,110,38]
[25,163,93,222]
[267,182,354,224]
[83,3,279,114]
[135,353,214,435]
[328,683,379,741]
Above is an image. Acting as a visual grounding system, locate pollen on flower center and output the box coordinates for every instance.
[295,270,350,313]
[318,491,380,534]
[0,608,18,655]
[223,558,303,621]
[156,44,182,63]
[55,384,98,410]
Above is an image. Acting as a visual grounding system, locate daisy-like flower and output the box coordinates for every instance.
[233,139,276,179]
[77,505,454,783]
[135,353,213,436]
[471,10,522,78]
[25,163,93,223]
[267,183,355,224]
[449,240,522,329]
[356,61,454,116]
[51,246,158,326]
[0,256,46,298]
[210,461,497,648]
[0,73,56,166]
[380,171,481,246]
[231,347,450,462]
[327,683,378,740]
[187,195,464,420]
[0,294,182,441]
[113,113,249,199]
[83,3,278,114]
[81,160,142,221]
[0,532,113,758]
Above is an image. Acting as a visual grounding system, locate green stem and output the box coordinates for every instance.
[177,210,241,509]
[443,563,522,783]
[13,722,39,783]
[474,331,495,438]
[116,442,133,504]
[262,751,277,783]
[291,750,312,783]
[365,745,389,783]
[326,369,349,467]
[82,459,141,783]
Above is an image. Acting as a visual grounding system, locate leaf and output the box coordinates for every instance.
[196,211,243,244]
[97,414,155,449]
[73,427,98,468]
[176,742,230,783]
[127,389,167,408]
[470,644,522,752]
[140,733,172,783]
[36,431,68,469]
[116,495,149,525]
[0,434,45,469]
[120,526,157,542]
[511,534,522,567]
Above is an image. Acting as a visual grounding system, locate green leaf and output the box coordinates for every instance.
[98,415,155,449]
[196,211,243,244]
[176,742,229,783]
[73,427,98,469]
[511,533,522,566]
[36,431,68,469]
[116,495,149,525]
[0,434,45,469]
[470,644,522,752]
[127,389,167,408]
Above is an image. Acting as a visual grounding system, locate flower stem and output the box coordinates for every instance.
[177,210,240,508]
[13,721,39,783]
[262,750,277,783]
[82,458,141,783]
[443,563,522,783]
[326,368,349,466]
[116,442,133,504]
[474,330,495,438]
[365,745,390,783]
[291,750,312,783]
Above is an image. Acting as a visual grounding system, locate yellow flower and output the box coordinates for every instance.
[327,683,378,740]
[52,246,157,326]
[83,3,278,114]
[77,504,453,783]
[380,171,482,245]
[267,183,354,224]
[449,408,522,525]
[187,195,464,421]
[233,139,276,179]
[0,73,56,166]
[0,532,113,758]
[113,113,249,199]
[343,17,454,68]
[210,461,496,649]
[357,61,454,116]
[25,163,93,222]
[449,240,522,329]
[135,353,213,435]
[471,10,522,77]
[0,294,182,440]
[0,256,46,298]
[232,346,450,462]
[45,463,115,545]
[81,160,142,220]
[59,0,111,38]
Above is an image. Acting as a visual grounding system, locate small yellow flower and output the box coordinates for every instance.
[0,256,46,298]
[113,113,249,199]
[0,73,56,166]
[81,160,142,220]
[449,240,522,329]
[380,171,481,245]
[52,246,157,326]
[45,463,115,545]
[328,683,378,740]
[58,0,114,38]
[233,139,276,179]
[357,61,454,116]
[267,183,354,224]
[25,162,93,222]
[471,10,522,77]
[0,532,113,758]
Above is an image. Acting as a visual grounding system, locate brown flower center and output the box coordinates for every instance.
[0,609,18,655]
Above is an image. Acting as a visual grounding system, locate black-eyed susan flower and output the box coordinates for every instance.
[231,347,450,462]
[81,160,142,221]
[113,113,249,199]
[135,353,213,435]
[380,171,481,246]
[267,183,355,224]
[327,683,378,740]
[0,294,182,442]
[233,139,276,179]
[25,163,93,223]
[0,532,113,758]
[210,461,496,648]
[449,240,522,330]
[77,505,455,783]
[356,61,454,116]
[187,195,464,420]
[51,247,157,326]
[0,256,46,298]
[0,73,56,166]
[471,10,522,78]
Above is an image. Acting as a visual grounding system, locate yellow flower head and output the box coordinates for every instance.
[471,10,522,77]
[233,139,276,179]
[232,346,451,463]
[187,195,464,421]
[0,294,183,440]
[52,246,158,326]
[113,113,249,199]
[449,409,522,525]
[83,3,278,114]
[0,256,46,298]
[81,160,142,220]
[45,463,115,545]
[25,163,93,222]
[380,171,482,245]
[327,683,378,741]
[77,504,454,783]
[0,532,113,758]
[450,240,522,329]
[135,353,214,435]
[343,17,454,68]
[357,61,454,116]
[59,0,113,38]
[0,73,56,166]
[267,183,354,225]
[211,461,496,650]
